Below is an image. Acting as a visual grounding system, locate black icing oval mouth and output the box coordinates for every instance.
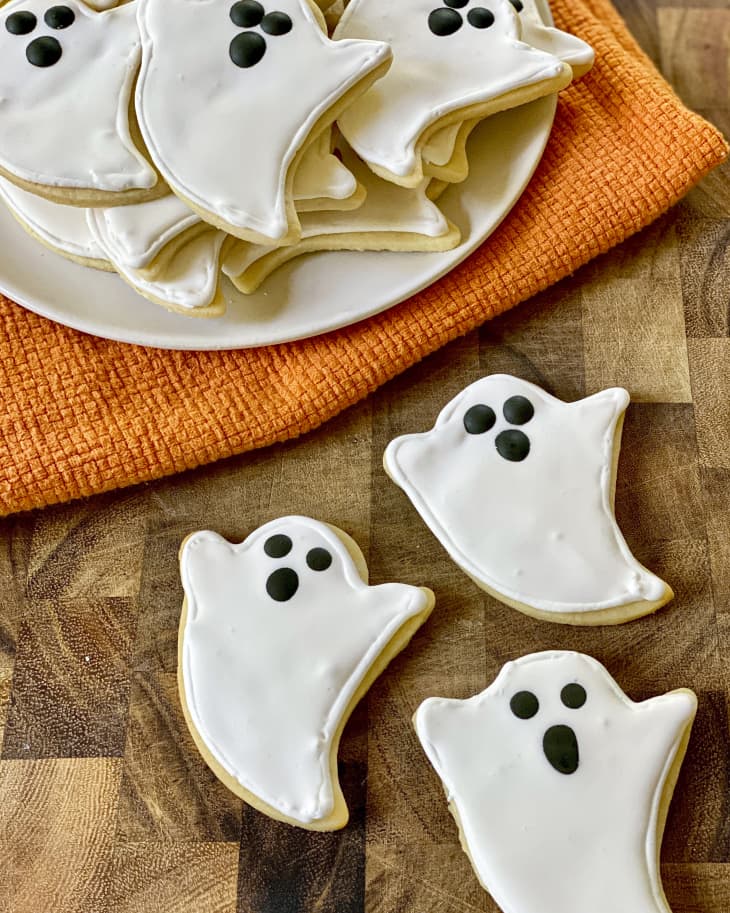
[542,724,579,775]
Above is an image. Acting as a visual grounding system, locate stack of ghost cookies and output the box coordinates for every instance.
[0,0,592,316]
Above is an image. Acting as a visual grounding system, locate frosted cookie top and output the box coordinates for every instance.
[179,517,433,826]
[416,651,696,913]
[335,0,570,180]
[135,0,391,241]
[0,0,157,192]
[384,374,670,619]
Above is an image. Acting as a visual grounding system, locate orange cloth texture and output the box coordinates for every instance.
[0,0,727,517]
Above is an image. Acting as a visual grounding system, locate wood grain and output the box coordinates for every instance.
[0,3,728,912]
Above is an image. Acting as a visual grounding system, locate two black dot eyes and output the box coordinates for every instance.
[6,5,74,33]
[509,684,587,719]
[229,1,292,69]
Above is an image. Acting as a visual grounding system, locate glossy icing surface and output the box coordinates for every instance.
[0,0,156,191]
[135,0,390,239]
[179,517,431,824]
[0,176,106,261]
[335,0,567,178]
[384,375,668,615]
[222,144,452,277]
[415,651,696,913]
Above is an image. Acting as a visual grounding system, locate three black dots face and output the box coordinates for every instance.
[510,683,587,776]
[428,0,494,37]
[463,394,534,462]
[229,0,292,69]
[428,0,524,37]
[5,5,75,68]
[263,533,333,602]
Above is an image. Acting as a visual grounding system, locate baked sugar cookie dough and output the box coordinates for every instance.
[135,0,391,245]
[178,516,434,830]
[415,651,696,913]
[0,0,161,206]
[335,0,571,187]
[222,143,460,292]
[384,374,673,625]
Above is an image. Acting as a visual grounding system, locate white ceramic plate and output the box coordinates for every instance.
[0,95,556,350]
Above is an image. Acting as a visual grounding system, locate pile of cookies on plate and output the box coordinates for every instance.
[0,0,593,317]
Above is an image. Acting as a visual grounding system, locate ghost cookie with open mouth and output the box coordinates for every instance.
[0,0,160,206]
[415,651,697,913]
[178,516,434,830]
[384,374,673,625]
[335,0,572,186]
[135,0,392,245]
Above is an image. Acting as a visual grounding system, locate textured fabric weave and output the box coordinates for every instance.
[0,0,726,517]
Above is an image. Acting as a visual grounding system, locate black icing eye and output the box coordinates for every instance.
[5,10,37,34]
[509,0,524,10]
[266,567,299,602]
[44,5,74,29]
[306,547,332,572]
[510,690,539,720]
[503,395,534,425]
[495,429,530,462]
[467,7,494,28]
[229,32,265,68]
[561,683,587,709]
[443,0,468,6]
[26,35,61,67]
[428,7,462,36]
[264,533,292,558]
[261,10,291,35]
[230,0,264,26]
[463,404,496,435]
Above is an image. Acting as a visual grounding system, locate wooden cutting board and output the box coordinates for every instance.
[0,2,728,910]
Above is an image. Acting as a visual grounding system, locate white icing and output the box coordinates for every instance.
[384,375,668,616]
[519,0,594,78]
[422,0,592,169]
[179,517,431,824]
[117,229,226,310]
[415,651,696,913]
[294,130,358,202]
[135,0,390,240]
[423,121,463,168]
[335,0,568,179]
[0,0,157,192]
[87,194,200,270]
[0,176,106,262]
[222,143,452,280]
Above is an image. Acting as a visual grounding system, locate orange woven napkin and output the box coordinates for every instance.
[0,0,726,517]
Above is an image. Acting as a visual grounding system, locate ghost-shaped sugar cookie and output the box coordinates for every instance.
[421,0,594,183]
[135,0,391,245]
[178,517,434,829]
[415,651,696,913]
[335,0,572,186]
[384,375,673,624]
[0,0,160,205]
[222,143,460,293]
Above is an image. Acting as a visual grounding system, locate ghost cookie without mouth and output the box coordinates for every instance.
[178,516,434,830]
[415,651,697,913]
[0,0,160,205]
[335,0,572,186]
[384,374,673,625]
[135,0,391,244]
